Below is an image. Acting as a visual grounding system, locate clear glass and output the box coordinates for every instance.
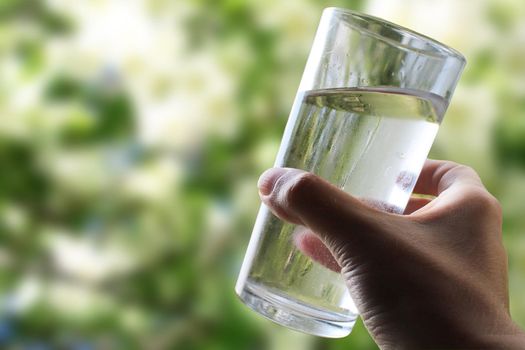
[236,8,466,338]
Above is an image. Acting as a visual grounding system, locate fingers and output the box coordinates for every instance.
[293,196,429,272]
[294,229,341,273]
[258,168,397,261]
[295,195,432,270]
[404,196,433,215]
[295,195,431,271]
[408,160,501,225]
[258,167,386,230]
[413,159,484,196]
[361,198,406,214]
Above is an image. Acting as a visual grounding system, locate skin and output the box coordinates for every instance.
[257,159,525,349]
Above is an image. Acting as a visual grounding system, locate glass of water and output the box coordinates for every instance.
[235,8,466,338]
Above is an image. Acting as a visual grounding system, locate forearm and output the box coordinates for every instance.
[478,322,525,350]
[365,289,525,350]
[373,316,525,349]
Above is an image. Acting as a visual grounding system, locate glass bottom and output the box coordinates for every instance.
[236,280,357,338]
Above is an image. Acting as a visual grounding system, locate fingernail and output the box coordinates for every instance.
[258,168,289,196]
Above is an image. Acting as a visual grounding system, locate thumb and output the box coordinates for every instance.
[258,167,402,265]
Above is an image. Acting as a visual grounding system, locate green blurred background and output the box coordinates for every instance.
[1,0,525,349]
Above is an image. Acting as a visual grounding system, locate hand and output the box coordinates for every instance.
[257,159,525,349]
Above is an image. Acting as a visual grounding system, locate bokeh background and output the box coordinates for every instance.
[1,0,524,349]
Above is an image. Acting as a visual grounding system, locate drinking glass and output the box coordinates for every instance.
[236,7,466,338]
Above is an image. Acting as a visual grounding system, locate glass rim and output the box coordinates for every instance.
[325,7,466,63]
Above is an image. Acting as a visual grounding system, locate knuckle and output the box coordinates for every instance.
[463,187,502,216]
[283,172,318,206]
[484,193,502,218]
[453,164,472,174]
[445,163,475,178]
[457,164,479,178]
[438,162,480,184]
[437,160,461,174]
[442,160,461,169]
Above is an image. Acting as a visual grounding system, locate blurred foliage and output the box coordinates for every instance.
[0,0,524,349]
[0,0,72,33]
[44,73,135,143]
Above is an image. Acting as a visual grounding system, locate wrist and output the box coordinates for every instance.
[372,305,524,349]
[475,319,525,349]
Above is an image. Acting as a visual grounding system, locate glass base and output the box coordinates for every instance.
[236,281,357,338]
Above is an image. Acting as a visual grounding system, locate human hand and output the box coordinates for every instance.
[257,159,525,349]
